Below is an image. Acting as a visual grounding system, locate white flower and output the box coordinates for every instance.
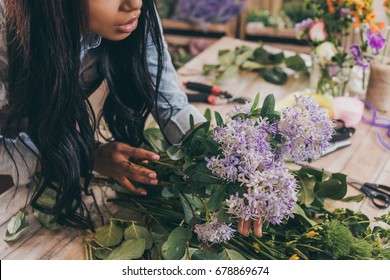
[315,41,338,66]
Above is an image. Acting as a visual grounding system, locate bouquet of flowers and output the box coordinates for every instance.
[295,0,386,97]
[7,94,390,260]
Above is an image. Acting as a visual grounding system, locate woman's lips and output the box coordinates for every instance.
[117,17,139,33]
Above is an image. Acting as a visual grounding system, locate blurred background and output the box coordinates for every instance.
[158,0,388,68]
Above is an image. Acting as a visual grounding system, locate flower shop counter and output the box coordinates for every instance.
[1,37,389,260]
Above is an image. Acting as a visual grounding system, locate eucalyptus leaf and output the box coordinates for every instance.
[107,239,146,260]
[94,248,112,260]
[217,65,239,81]
[219,249,246,260]
[261,67,288,85]
[297,176,316,206]
[284,55,307,72]
[150,222,169,249]
[203,64,219,75]
[241,60,263,70]
[124,224,153,250]
[161,238,187,260]
[161,227,192,260]
[218,50,235,67]
[235,49,254,65]
[94,223,123,247]
[340,194,365,203]
[4,209,29,242]
[191,250,224,260]
[167,145,184,161]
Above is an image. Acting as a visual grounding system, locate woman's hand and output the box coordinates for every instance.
[238,217,263,237]
[93,142,160,195]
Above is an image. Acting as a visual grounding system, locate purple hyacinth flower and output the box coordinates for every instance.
[366,29,386,53]
[295,18,313,35]
[350,44,371,68]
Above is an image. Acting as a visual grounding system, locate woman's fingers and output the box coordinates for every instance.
[116,176,147,196]
[122,162,158,185]
[115,143,160,161]
[253,217,263,237]
[238,218,251,237]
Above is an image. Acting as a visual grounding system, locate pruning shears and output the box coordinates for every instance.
[183,81,250,105]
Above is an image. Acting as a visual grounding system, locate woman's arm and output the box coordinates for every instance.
[146,21,206,144]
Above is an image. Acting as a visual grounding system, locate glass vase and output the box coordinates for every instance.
[309,52,351,97]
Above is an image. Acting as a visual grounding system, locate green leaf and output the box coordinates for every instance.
[124,224,153,250]
[144,127,169,153]
[207,185,226,211]
[32,209,62,231]
[36,187,57,208]
[161,227,192,260]
[218,50,235,67]
[315,174,347,200]
[204,108,212,122]
[94,223,123,247]
[191,250,224,260]
[161,187,175,198]
[219,249,246,260]
[297,167,326,182]
[167,145,184,161]
[214,111,224,127]
[284,55,307,72]
[179,194,195,225]
[340,194,365,203]
[241,60,263,70]
[107,239,146,260]
[251,93,260,112]
[297,176,316,206]
[182,121,210,146]
[150,223,169,249]
[260,94,276,118]
[261,67,288,85]
[217,65,239,81]
[293,204,317,227]
[4,209,29,242]
[235,49,254,65]
[94,248,112,260]
[203,64,219,75]
[185,162,220,184]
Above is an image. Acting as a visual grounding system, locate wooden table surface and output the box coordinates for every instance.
[1,37,389,260]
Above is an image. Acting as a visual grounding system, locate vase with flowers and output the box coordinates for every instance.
[295,0,386,98]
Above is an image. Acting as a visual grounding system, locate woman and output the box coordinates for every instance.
[0,0,205,229]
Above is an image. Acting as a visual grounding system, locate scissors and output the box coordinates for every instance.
[348,182,390,209]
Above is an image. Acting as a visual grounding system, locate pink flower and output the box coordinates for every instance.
[309,20,327,42]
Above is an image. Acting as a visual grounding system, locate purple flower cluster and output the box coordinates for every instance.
[204,96,333,227]
[194,213,235,244]
[366,29,386,53]
[295,18,313,37]
[350,44,372,68]
[226,166,298,225]
[279,95,334,162]
[172,0,245,24]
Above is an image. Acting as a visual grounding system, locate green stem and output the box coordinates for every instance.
[381,27,390,63]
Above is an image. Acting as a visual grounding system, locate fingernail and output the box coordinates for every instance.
[140,191,147,195]
[148,173,157,179]
[150,179,158,185]
[152,155,160,160]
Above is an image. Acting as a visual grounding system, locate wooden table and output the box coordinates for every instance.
[1,37,389,260]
